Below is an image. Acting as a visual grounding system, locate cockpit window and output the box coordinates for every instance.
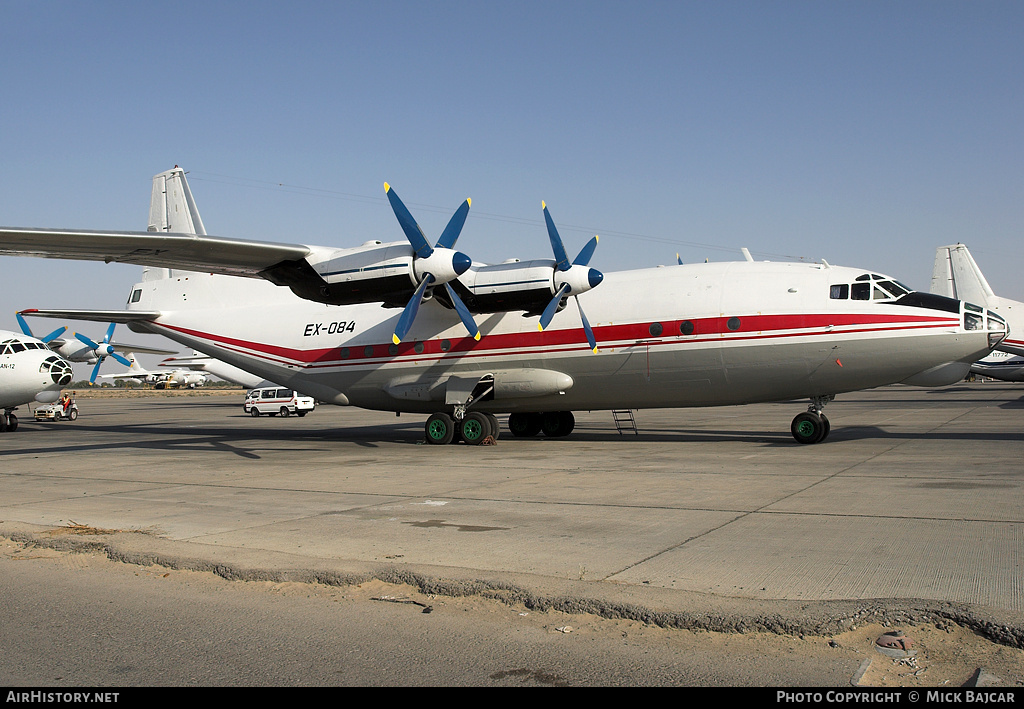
[876,280,910,298]
[851,283,871,300]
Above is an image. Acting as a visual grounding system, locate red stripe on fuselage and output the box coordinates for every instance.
[153,312,959,370]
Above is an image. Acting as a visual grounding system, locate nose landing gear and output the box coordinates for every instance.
[791,396,833,444]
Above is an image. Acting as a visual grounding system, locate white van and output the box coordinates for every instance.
[244,387,315,418]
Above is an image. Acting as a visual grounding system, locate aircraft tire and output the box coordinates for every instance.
[819,413,830,441]
[425,412,455,445]
[484,413,500,440]
[508,412,542,437]
[459,411,492,446]
[0,414,7,432]
[791,412,826,444]
[541,411,575,438]
[7,414,17,432]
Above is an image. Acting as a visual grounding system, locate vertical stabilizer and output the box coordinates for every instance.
[144,166,206,281]
[148,166,207,235]
[930,244,995,305]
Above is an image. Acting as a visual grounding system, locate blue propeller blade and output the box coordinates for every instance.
[103,322,116,343]
[384,183,433,259]
[75,332,101,350]
[542,201,571,271]
[538,283,571,331]
[41,326,67,343]
[14,313,65,343]
[443,282,481,341]
[393,275,435,345]
[89,360,103,384]
[577,299,597,352]
[436,199,471,250]
[573,235,599,266]
[111,352,132,367]
[15,313,32,337]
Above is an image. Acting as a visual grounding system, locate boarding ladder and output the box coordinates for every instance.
[612,410,637,435]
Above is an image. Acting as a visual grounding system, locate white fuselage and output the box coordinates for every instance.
[122,259,1003,415]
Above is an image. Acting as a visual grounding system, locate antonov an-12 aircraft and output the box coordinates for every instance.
[0,167,1009,444]
[0,329,74,431]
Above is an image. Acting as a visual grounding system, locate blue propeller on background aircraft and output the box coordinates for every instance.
[537,202,604,352]
[74,323,132,383]
[385,183,479,344]
[15,312,67,343]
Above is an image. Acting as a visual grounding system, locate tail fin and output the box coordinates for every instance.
[930,244,995,305]
[148,166,206,235]
[144,166,206,282]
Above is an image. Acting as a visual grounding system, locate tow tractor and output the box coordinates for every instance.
[34,393,79,422]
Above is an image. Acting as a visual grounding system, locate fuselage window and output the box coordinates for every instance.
[680,320,695,335]
[830,284,849,299]
[649,322,663,336]
[363,345,374,357]
[965,313,983,331]
[130,289,142,304]
[727,317,741,331]
[340,347,350,359]
[851,283,871,300]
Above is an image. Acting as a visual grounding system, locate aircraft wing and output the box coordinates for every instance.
[0,228,312,278]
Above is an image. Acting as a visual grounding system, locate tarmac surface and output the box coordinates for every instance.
[2,383,1023,684]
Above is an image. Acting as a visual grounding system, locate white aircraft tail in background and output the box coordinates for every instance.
[931,244,1024,356]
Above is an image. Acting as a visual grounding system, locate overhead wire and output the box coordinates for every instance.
[188,171,813,263]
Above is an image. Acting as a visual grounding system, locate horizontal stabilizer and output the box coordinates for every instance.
[18,308,162,324]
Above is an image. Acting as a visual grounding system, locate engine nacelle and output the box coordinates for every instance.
[446,259,558,315]
[260,240,418,306]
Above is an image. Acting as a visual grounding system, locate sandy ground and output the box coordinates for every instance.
[3,532,1022,687]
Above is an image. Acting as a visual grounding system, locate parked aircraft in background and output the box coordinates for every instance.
[969,350,1024,382]
[95,352,206,388]
[931,244,1023,357]
[16,313,176,382]
[158,351,264,389]
[0,329,74,432]
[0,167,1009,445]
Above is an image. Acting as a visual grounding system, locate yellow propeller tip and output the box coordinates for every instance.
[384,182,391,192]
[537,324,544,332]
[466,197,471,207]
[392,334,401,345]
[541,200,546,209]
[474,332,481,341]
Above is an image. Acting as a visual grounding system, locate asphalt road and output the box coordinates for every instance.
[2,383,1023,686]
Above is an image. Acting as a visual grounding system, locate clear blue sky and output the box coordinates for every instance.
[2,1,1021,371]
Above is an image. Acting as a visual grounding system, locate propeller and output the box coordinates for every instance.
[73,323,132,383]
[15,312,67,343]
[537,202,604,352]
[384,183,480,344]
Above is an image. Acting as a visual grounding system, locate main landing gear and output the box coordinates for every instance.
[0,410,18,433]
[425,410,501,446]
[423,410,576,444]
[791,396,834,444]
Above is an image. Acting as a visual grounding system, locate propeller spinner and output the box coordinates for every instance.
[384,183,479,344]
[537,202,604,352]
[74,323,132,384]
